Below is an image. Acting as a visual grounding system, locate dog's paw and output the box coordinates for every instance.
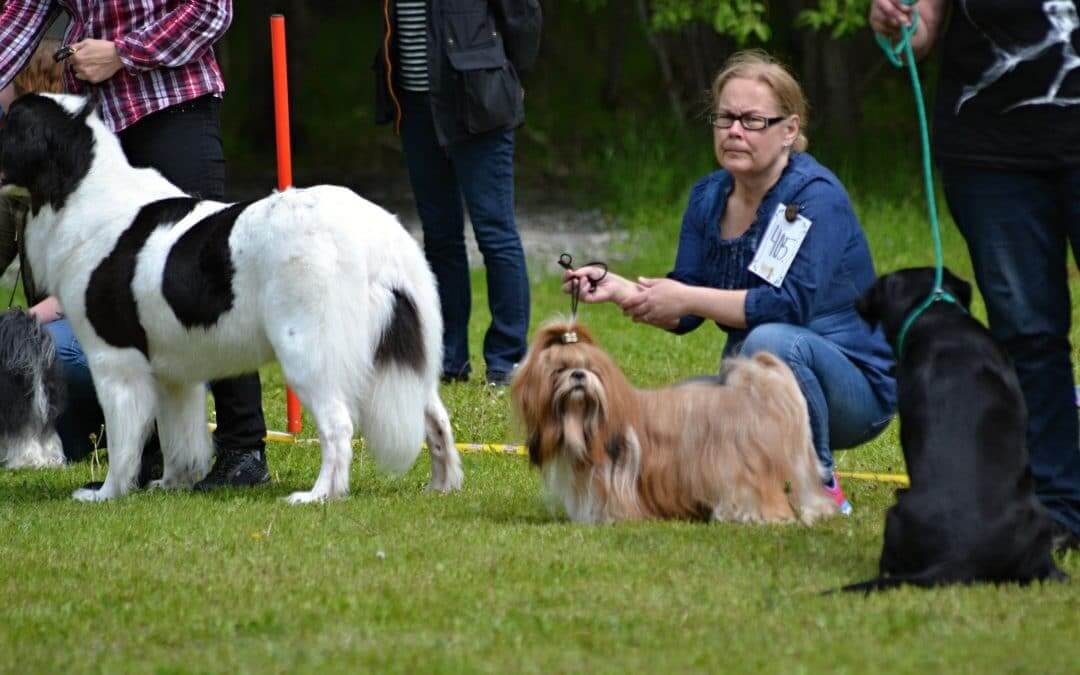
[71,487,111,502]
[146,478,180,491]
[284,490,328,505]
[427,464,464,493]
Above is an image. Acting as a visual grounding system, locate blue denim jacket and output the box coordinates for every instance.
[668,152,896,409]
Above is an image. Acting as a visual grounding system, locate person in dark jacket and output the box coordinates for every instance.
[563,51,897,514]
[375,0,542,386]
[869,0,1080,552]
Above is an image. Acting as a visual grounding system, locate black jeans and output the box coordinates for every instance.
[119,95,266,452]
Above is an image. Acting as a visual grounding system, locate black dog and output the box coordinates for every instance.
[847,267,1064,590]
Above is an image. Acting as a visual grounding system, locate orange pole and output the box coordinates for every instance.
[271,14,302,433]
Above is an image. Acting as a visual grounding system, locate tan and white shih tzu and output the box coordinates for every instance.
[510,321,838,525]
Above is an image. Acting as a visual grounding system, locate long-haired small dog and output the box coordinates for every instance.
[0,308,65,468]
[511,321,838,524]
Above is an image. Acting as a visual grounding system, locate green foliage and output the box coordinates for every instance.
[568,0,872,42]
[798,0,872,37]
[650,0,770,43]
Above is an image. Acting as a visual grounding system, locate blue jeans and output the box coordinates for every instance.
[729,324,894,474]
[942,162,1080,537]
[399,91,530,379]
[44,319,102,462]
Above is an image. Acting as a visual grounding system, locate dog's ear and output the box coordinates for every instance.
[941,268,973,311]
[856,278,882,327]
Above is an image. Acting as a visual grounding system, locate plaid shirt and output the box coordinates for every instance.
[0,1,232,132]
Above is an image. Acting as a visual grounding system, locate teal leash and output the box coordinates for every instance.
[875,1,963,358]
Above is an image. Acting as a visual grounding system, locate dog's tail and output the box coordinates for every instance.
[356,260,444,475]
[839,576,914,593]
[740,351,838,524]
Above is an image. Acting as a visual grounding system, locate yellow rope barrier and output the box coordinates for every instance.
[208,422,297,445]
[833,470,909,486]
[248,429,911,486]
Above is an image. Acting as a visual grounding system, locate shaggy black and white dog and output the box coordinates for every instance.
[0,93,463,502]
[0,308,65,468]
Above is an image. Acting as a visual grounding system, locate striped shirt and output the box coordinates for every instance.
[395,0,428,92]
[0,1,232,133]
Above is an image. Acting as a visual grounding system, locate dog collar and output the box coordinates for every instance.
[895,289,964,359]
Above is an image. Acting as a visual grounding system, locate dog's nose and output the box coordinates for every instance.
[570,369,586,381]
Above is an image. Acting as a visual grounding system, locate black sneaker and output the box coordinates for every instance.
[440,369,470,385]
[485,371,512,387]
[193,448,270,491]
[1050,520,1080,552]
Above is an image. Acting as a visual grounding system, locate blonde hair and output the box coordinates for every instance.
[12,38,65,97]
[710,50,809,152]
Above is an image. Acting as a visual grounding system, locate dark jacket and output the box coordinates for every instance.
[374,0,542,147]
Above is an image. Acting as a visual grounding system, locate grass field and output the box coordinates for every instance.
[3,148,1079,673]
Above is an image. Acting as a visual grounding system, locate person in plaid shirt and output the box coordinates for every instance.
[0,1,271,490]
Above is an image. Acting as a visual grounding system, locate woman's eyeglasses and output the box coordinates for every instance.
[707,112,787,131]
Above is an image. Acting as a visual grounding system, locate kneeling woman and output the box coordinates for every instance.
[563,51,896,513]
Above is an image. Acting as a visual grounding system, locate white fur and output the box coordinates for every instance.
[20,94,463,502]
[2,430,64,469]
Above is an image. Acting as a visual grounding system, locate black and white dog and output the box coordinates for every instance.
[848,267,1064,590]
[0,93,463,503]
[0,308,65,468]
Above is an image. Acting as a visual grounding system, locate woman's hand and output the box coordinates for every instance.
[29,296,63,324]
[561,266,632,305]
[69,40,123,83]
[618,277,686,329]
[868,0,946,60]
[869,0,915,36]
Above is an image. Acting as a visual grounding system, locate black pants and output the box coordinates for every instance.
[119,95,266,452]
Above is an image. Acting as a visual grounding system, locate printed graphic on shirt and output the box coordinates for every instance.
[748,203,811,288]
[956,0,1080,113]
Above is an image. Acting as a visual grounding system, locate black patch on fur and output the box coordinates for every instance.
[85,198,199,357]
[0,95,95,215]
[0,309,65,437]
[162,201,254,328]
[374,289,426,374]
[526,432,542,466]
[604,434,623,464]
[691,501,715,522]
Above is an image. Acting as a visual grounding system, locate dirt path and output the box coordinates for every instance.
[361,179,631,273]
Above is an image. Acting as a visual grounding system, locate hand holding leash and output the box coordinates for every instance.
[55,40,122,83]
[557,253,609,317]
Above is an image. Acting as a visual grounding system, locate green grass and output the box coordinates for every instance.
[3,144,1080,673]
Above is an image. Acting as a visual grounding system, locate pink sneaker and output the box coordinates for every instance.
[824,473,852,515]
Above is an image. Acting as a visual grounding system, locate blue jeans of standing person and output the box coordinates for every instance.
[43,319,102,462]
[942,162,1080,538]
[398,90,530,382]
[728,323,894,475]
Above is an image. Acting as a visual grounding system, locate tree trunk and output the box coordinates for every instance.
[635,0,685,122]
